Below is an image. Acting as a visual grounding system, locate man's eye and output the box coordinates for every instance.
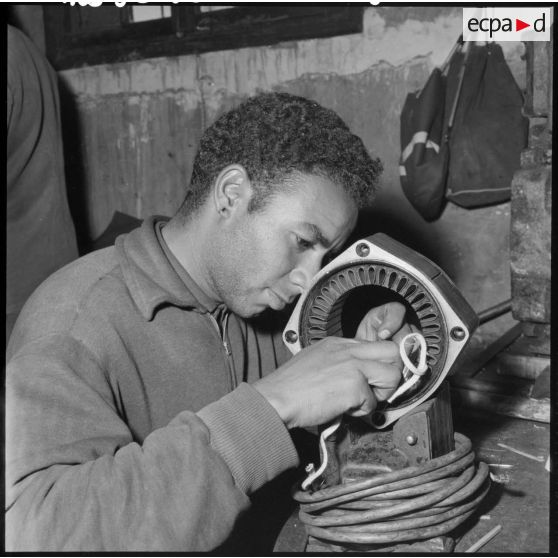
[296,236,314,250]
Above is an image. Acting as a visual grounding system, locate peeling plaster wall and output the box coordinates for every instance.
[56,6,525,344]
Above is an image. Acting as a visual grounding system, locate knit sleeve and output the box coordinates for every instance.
[197,383,299,494]
[6,337,291,552]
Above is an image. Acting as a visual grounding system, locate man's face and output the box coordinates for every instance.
[208,173,358,318]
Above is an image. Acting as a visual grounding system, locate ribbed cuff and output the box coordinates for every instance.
[197,383,299,494]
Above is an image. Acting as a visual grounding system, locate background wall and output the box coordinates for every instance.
[14,5,527,347]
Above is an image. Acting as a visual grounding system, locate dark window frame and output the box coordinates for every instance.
[44,5,365,70]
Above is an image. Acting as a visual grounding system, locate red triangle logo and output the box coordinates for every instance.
[516,19,530,31]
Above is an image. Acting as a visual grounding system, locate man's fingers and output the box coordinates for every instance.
[373,384,400,402]
[346,396,378,418]
[355,306,386,342]
[347,361,402,403]
[377,302,407,339]
[354,320,379,342]
[347,339,401,364]
[354,360,402,390]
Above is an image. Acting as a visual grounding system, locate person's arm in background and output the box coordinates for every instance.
[6,25,78,342]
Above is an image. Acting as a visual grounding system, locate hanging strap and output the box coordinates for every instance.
[440,33,464,74]
[446,41,472,135]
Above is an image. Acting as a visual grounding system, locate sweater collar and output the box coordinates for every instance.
[116,216,219,321]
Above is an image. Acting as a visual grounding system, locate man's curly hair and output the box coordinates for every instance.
[181,92,383,216]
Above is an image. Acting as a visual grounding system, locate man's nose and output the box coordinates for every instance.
[288,257,322,296]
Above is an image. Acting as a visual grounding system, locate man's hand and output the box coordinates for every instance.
[355,302,413,344]
[253,337,402,429]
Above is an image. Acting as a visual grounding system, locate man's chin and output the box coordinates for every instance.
[228,301,269,319]
[243,306,288,321]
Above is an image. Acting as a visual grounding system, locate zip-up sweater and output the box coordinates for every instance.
[6,216,299,551]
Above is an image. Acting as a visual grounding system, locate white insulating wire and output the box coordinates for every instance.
[387,332,428,404]
[301,417,342,491]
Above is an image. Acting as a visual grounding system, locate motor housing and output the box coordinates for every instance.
[283,234,478,428]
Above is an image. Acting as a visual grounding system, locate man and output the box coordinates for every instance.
[6,93,410,551]
[7,24,79,343]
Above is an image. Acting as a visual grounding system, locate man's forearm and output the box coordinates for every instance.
[6,355,296,551]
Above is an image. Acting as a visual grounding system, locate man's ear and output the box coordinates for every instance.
[212,164,252,218]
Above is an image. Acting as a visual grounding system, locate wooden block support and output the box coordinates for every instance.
[393,381,454,464]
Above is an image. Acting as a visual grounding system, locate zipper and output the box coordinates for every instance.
[207,310,237,391]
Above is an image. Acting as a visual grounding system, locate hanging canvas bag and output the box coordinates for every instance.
[400,39,528,219]
[445,42,529,207]
[399,38,466,220]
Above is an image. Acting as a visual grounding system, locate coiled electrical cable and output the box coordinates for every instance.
[292,432,490,547]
